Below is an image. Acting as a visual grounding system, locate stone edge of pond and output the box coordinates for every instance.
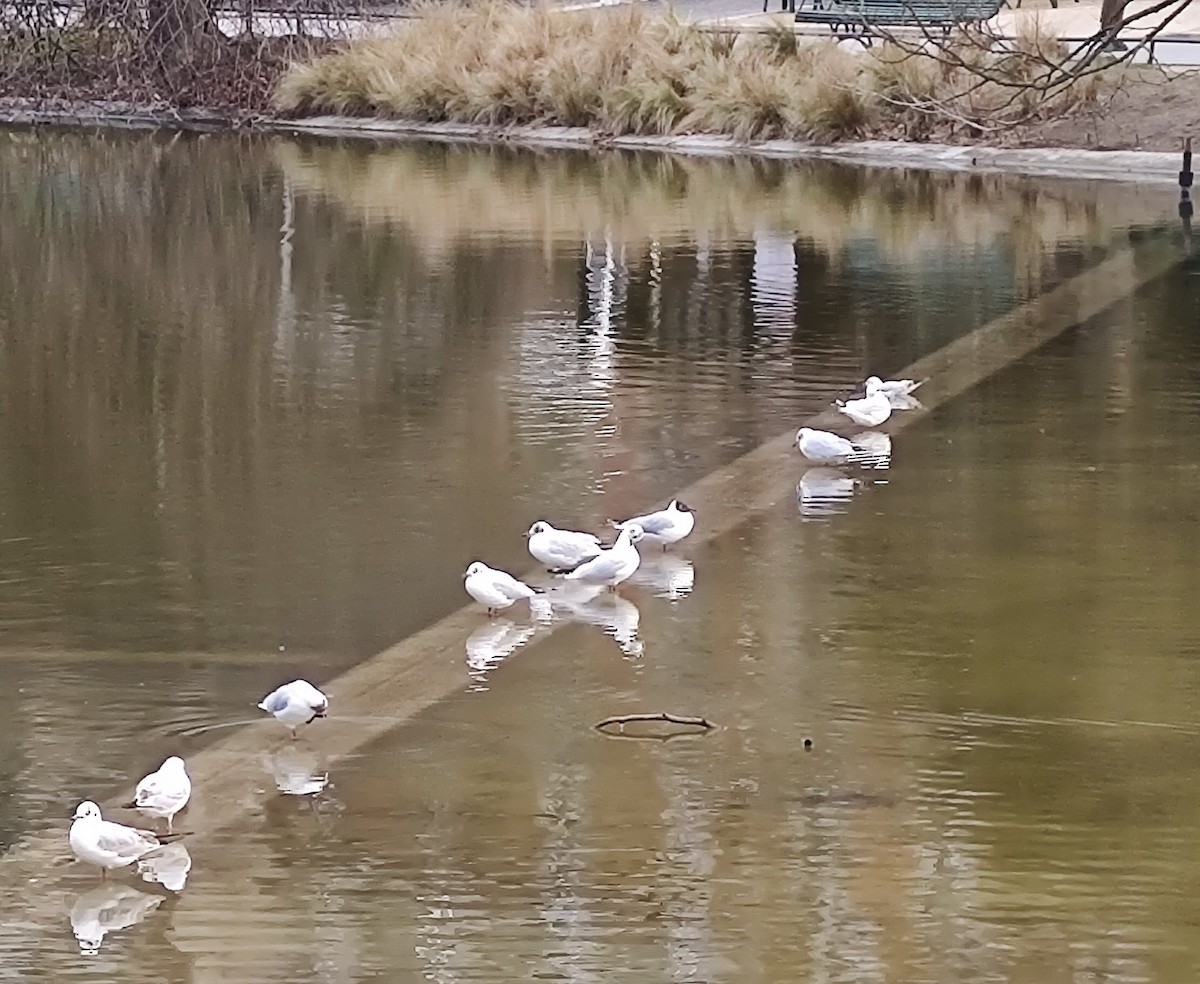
[0,100,1184,186]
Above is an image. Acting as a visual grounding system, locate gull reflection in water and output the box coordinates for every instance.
[137,842,192,893]
[550,582,644,657]
[70,882,164,954]
[797,467,862,519]
[263,744,329,797]
[465,618,539,682]
[850,430,892,469]
[627,554,695,600]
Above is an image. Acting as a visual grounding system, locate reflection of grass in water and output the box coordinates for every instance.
[274,138,1163,262]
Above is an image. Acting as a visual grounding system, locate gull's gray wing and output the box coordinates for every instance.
[571,550,625,581]
[135,773,164,800]
[555,532,602,564]
[809,431,854,458]
[633,513,674,535]
[261,688,291,714]
[492,570,535,600]
[96,822,157,856]
[620,511,673,535]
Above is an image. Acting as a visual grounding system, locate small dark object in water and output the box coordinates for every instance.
[803,738,813,750]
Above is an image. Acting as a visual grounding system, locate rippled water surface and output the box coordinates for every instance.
[0,129,1197,982]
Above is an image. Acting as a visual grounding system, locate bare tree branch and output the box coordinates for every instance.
[835,0,1194,131]
[594,711,716,732]
[0,0,361,112]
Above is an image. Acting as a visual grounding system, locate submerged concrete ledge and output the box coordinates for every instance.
[268,116,1184,185]
[0,233,1185,938]
[0,100,1183,185]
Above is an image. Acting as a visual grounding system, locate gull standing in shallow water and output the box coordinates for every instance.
[558,523,643,590]
[464,561,542,617]
[612,500,695,551]
[131,756,190,832]
[525,521,602,573]
[69,802,164,879]
[258,679,329,739]
[836,389,892,427]
[795,427,872,465]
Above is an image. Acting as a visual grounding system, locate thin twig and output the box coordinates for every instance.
[853,0,1193,130]
[594,711,716,732]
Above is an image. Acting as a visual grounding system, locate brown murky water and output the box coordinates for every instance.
[0,129,1197,981]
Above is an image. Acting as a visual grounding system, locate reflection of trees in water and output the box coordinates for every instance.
[281,136,1157,371]
[0,130,562,653]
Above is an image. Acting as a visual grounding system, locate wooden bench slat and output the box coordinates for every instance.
[790,0,1001,29]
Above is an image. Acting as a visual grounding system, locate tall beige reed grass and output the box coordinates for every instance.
[273,0,1111,141]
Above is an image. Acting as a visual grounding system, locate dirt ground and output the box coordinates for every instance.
[996,71,1200,151]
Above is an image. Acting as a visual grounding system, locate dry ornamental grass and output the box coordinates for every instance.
[273,0,1118,142]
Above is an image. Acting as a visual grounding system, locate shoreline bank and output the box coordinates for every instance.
[0,100,1185,185]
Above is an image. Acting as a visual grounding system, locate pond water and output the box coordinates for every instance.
[0,128,1197,982]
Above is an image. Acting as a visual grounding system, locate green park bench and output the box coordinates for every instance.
[776,0,1004,40]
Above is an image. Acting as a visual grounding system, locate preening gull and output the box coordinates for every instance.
[836,389,892,428]
[132,756,190,832]
[258,679,329,739]
[796,427,868,465]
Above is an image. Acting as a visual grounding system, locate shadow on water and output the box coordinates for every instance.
[0,128,1198,981]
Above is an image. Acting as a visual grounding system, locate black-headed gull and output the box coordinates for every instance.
[558,524,643,590]
[612,500,695,550]
[463,561,542,617]
[258,679,329,739]
[69,802,164,879]
[835,389,892,427]
[525,521,602,572]
[131,756,190,832]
